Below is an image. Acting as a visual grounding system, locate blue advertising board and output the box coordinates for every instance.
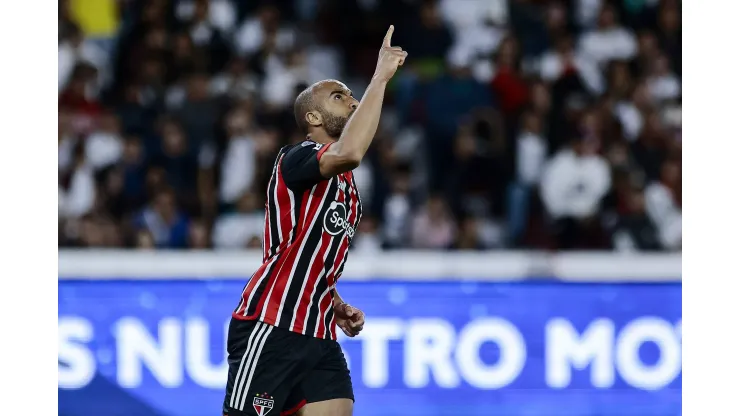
[58,280,681,416]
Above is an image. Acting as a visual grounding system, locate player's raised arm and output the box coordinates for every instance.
[319,25,407,178]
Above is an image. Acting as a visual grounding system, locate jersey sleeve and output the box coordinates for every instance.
[281,141,333,190]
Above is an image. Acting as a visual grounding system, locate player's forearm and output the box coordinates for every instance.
[334,78,387,165]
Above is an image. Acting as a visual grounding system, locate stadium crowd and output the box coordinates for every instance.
[58,0,681,251]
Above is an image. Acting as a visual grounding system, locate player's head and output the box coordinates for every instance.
[294,80,359,139]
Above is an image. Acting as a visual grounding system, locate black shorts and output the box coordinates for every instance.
[223,318,354,416]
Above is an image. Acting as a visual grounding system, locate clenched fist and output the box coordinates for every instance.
[334,302,365,337]
[373,25,408,82]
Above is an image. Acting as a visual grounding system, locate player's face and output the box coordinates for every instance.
[318,81,358,138]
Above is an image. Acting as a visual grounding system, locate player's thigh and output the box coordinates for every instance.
[295,398,353,416]
[223,319,309,416]
[288,340,353,415]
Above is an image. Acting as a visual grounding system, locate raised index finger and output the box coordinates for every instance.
[383,25,394,47]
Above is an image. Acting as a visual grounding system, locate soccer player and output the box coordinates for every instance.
[223,26,407,416]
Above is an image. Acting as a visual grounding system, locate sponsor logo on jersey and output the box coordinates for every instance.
[323,201,355,238]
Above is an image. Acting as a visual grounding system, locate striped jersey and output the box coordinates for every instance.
[232,140,363,340]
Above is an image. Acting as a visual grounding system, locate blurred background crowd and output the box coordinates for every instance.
[58,0,681,252]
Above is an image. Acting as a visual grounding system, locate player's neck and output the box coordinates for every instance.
[306,132,336,145]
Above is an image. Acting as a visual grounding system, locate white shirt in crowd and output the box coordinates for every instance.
[305,45,342,84]
[644,181,681,249]
[410,211,456,249]
[189,20,217,47]
[212,212,264,248]
[540,148,611,219]
[383,194,411,246]
[85,131,123,170]
[440,0,505,83]
[176,0,237,34]
[58,137,77,173]
[59,164,96,219]
[578,27,637,67]
[220,135,256,203]
[647,73,681,103]
[440,0,508,29]
[261,54,308,107]
[352,231,383,253]
[614,101,643,141]
[516,132,547,186]
[539,50,604,95]
[575,0,604,28]
[210,72,258,100]
[233,17,295,56]
[576,0,660,28]
[58,40,107,92]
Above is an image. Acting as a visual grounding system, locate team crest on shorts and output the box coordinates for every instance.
[253,393,274,416]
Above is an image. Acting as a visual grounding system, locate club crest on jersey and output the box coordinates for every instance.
[323,201,355,238]
[253,393,274,416]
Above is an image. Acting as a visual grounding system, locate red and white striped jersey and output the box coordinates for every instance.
[232,140,363,340]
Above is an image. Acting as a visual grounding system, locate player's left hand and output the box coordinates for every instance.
[334,302,365,337]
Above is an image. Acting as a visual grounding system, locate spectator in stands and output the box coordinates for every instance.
[632,30,661,78]
[382,166,413,249]
[135,229,156,249]
[210,56,258,100]
[85,110,123,170]
[352,217,383,253]
[578,4,637,67]
[448,109,509,226]
[166,33,207,97]
[175,72,220,147]
[615,80,652,142]
[59,64,103,133]
[612,185,661,251]
[261,47,311,109]
[410,194,457,249]
[175,0,238,36]
[59,143,96,220]
[154,118,198,201]
[540,34,604,96]
[134,188,190,249]
[58,23,107,92]
[632,109,668,182]
[490,36,527,119]
[58,109,77,172]
[188,219,212,249]
[119,135,148,211]
[116,83,154,136]
[212,192,264,249]
[656,0,681,75]
[452,216,486,250]
[219,106,257,205]
[178,0,232,70]
[646,52,680,103]
[540,136,611,249]
[507,109,547,246]
[645,158,681,250]
[233,3,295,57]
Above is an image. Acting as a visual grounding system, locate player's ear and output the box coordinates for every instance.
[305,111,322,128]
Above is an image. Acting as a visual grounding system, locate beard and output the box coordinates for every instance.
[320,109,352,138]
